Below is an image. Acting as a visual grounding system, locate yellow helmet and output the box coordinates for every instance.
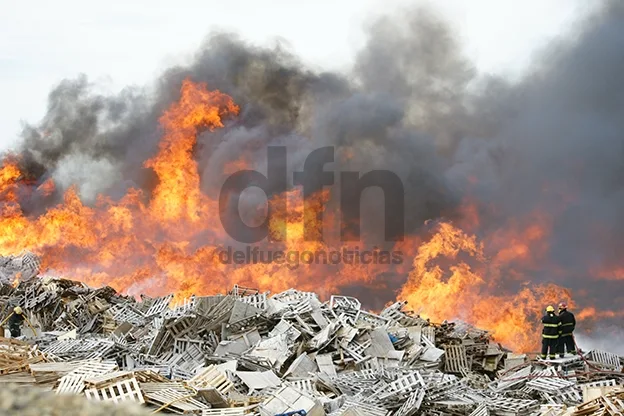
[13,306,22,315]
[546,305,555,312]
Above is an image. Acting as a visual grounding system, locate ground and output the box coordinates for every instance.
[0,383,152,416]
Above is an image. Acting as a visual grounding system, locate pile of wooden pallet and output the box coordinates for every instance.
[0,277,622,415]
[571,388,624,416]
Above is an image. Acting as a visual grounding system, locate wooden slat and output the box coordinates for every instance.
[84,376,145,404]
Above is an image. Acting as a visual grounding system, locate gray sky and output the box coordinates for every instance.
[0,0,594,150]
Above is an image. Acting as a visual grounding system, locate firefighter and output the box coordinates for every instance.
[541,305,560,360]
[7,306,25,337]
[558,302,576,357]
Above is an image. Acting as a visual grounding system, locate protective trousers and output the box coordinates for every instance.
[541,337,558,359]
[558,334,576,356]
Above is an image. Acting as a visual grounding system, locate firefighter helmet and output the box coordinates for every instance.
[546,305,555,312]
[13,306,22,315]
[558,302,567,310]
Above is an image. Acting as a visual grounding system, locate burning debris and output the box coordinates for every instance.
[0,251,41,286]
[0,276,622,415]
[0,6,623,416]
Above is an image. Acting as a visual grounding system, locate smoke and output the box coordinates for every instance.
[17,16,463,231]
[576,328,624,356]
[7,1,624,343]
[447,0,624,309]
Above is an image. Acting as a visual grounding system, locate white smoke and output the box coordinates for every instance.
[52,154,121,203]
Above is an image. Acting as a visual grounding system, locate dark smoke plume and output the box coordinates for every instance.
[447,1,624,307]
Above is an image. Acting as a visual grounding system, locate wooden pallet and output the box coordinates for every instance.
[282,298,316,318]
[376,373,425,405]
[195,387,229,408]
[268,320,302,343]
[166,296,198,319]
[467,403,489,416]
[174,337,206,355]
[337,399,390,416]
[202,404,259,416]
[581,380,619,389]
[572,389,624,416]
[485,397,539,415]
[315,354,337,377]
[585,350,622,372]
[85,371,134,388]
[230,285,259,298]
[133,370,168,384]
[0,360,32,375]
[189,365,235,394]
[56,360,118,395]
[526,367,575,393]
[425,377,463,402]
[84,376,144,404]
[287,378,317,394]
[111,304,146,326]
[491,365,532,392]
[145,294,174,317]
[393,389,425,416]
[272,289,318,304]
[355,311,391,329]
[30,360,89,383]
[167,316,205,339]
[141,381,189,395]
[444,345,470,376]
[238,292,268,311]
[421,327,436,345]
[329,296,361,311]
[227,314,271,334]
[145,387,209,414]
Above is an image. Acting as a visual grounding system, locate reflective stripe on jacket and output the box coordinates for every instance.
[558,309,576,335]
[542,312,560,338]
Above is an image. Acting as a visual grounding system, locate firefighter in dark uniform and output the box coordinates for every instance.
[558,302,576,357]
[8,306,25,337]
[541,305,560,360]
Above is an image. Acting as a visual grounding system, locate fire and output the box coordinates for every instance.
[0,160,21,188]
[144,79,239,223]
[0,79,240,300]
[0,78,614,352]
[36,179,56,197]
[12,272,21,288]
[577,307,624,320]
[398,222,569,351]
[0,158,21,205]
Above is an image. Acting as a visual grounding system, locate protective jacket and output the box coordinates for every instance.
[558,309,576,336]
[8,313,24,327]
[541,312,561,339]
[7,313,24,337]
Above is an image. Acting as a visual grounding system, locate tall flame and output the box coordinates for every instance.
[145,79,238,223]
[399,222,568,351]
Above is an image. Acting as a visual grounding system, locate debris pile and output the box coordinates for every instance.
[0,276,622,415]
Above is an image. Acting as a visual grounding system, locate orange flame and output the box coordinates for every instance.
[398,222,569,351]
[12,272,21,288]
[145,79,239,224]
[36,178,56,197]
[0,158,22,206]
